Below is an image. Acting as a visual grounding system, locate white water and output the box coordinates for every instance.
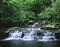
[22,28,40,40]
[3,28,57,41]
[3,22,57,41]
[9,30,22,38]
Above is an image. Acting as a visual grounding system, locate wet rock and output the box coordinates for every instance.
[5,27,20,33]
[55,32,60,39]
[0,33,8,40]
[28,21,34,25]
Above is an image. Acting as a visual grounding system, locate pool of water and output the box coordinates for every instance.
[0,40,60,47]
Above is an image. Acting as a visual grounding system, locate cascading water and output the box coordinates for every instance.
[38,31,56,41]
[4,30,23,40]
[9,30,22,38]
[22,28,40,40]
[3,28,57,41]
[3,22,57,41]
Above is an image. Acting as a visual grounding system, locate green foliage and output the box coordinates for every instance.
[38,4,60,23]
[15,11,35,22]
[38,7,53,19]
[1,10,35,23]
[38,7,59,19]
[53,0,60,16]
[1,0,59,24]
[29,0,52,14]
[52,0,60,22]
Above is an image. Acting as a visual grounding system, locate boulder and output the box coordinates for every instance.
[55,32,60,39]
[0,33,8,40]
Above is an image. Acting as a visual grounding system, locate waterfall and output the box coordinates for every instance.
[9,30,22,38]
[2,22,57,41]
[4,30,23,40]
[22,28,40,40]
[38,31,56,41]
[3,28,57,41]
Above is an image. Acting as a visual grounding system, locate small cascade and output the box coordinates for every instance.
[4,30,22,40]
[2,22,57,41]
[9,30,22,38]
[38,31,56,41]
[23,28,40,40]
[32,22,39,27]
[3,28,57,41]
